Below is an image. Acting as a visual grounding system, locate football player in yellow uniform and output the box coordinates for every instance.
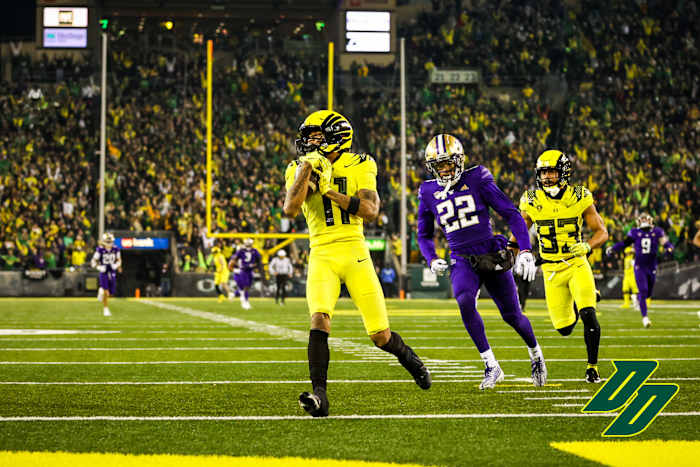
[515,150,608,383]
[620,246,639,309]
[212,246,231,303]
[284,110,431,417]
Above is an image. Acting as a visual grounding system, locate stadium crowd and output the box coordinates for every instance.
[1,0,698,274]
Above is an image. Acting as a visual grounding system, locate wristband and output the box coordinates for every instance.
[507,240,519,249]
[347,196,361,215]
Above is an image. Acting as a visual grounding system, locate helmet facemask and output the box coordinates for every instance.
[536,168,565,197]
[426,153,465,188]
[102,233,114,249]
[637,214,653,229]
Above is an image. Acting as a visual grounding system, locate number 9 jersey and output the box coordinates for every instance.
[519,185,593,267]
[285,152,376,249]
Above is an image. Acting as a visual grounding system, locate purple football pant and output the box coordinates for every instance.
[99,271,117,296]
[235,270,253,290]
[450,258,538,353]
[634,266,656,318]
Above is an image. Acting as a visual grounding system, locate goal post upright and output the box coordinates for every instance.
[328,41,334,110]
[206,39,213,238]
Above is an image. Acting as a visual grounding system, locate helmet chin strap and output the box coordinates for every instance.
[543,185,561,196]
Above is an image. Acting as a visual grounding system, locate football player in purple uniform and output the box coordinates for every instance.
[417,134,546,389]
[91,233,121,317]
[229,238,261,310]
[607,213,673,327]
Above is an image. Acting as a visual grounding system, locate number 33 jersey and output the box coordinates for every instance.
[519,185,593,264]
[417,165,529,257]
[285,152,376,249]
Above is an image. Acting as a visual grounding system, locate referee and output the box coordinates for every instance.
[269,249,293,305]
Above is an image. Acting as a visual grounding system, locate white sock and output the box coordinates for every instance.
[528,344,543,361]
[480,348,498,368]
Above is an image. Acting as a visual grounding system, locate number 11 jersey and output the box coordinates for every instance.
[519,185,593,265]
[285,152,376,249]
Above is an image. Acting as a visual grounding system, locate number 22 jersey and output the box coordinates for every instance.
[417,165,531,262]
[519,185,593,267]
[285,152,376,249]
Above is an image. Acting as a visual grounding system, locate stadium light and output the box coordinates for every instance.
[164,21,173,30]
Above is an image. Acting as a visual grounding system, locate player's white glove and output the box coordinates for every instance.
[430,258,449,276]
[98,265,107,273]
[514,250,536,282]
[570,242,591,257]
[605,246,614,256]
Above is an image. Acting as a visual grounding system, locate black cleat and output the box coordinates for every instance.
[585,367,602,383]
[401,351,432,390]
[298,389,329,417]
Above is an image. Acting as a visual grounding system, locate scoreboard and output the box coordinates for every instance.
[41,6,89,48]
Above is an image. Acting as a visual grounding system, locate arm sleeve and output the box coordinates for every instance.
[613,235,635,252]
[416,184,438,264]
[479,168,532,250]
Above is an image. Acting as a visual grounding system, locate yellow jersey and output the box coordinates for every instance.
[623,249,635,273]
[519,185,594,265]
[285,152,377,249]
[214,253,228,274]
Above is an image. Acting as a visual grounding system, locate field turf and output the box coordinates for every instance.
[0,297,698,466]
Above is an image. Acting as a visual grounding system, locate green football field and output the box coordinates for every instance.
[0,297,698,466]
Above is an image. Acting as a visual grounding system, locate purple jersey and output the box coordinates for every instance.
[235,248,261,271]
[91,246,122,273]
[417,166,531,263]
[627,227,665,270]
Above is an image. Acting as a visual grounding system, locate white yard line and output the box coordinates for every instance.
[139,300,387,360]
[0,347,305,351]
[0,337,289,342]
[552,404,585,408]
[1,412,698,422]
[497,390,592,394]
[524,396,594,400]
[3,357,700,365]
[0,377,695,385]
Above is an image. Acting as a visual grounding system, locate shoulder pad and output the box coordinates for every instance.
[477,165,493,180]
[525,190,537,206]
[572,185,592,200]
[344,152,373,167]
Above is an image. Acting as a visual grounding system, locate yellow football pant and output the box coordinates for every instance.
[622,272,638,294]
[542,257,597,329]
[214,271,230,285]
[306,240,389,335]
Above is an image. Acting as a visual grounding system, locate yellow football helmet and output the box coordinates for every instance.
[637,213,654,229]
[535,149,571,196]
[624,245,634,256]
[295,110,353,156]
[424,134,474,187]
